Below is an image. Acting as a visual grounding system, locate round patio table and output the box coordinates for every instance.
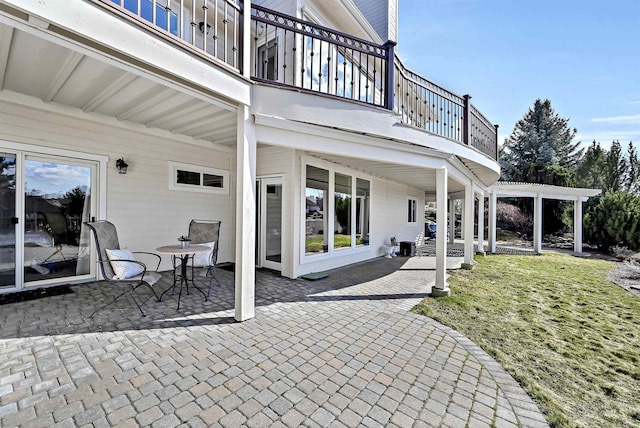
[156,244,210,310]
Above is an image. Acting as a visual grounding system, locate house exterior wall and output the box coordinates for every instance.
[352,0,398,42]
[0,100,236,273]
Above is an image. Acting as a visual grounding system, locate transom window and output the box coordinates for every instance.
[169,162,229,194]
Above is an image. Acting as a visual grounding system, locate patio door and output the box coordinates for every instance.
[256,177,283,271]
[0,151,97,292]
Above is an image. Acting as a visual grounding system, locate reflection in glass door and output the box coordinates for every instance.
[257,177,283,271]
[0,155,17,289]
[23,158,93,285]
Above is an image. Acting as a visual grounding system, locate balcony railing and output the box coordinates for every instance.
[250,4,393,108]
[94,0,242,71]
[92,1,497,160]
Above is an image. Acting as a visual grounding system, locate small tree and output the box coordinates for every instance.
[584,191,640,251]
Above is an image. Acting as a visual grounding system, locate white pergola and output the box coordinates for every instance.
[484,182,601,254]
[432,181,600,296]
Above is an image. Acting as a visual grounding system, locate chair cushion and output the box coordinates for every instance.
[192,242,216,267]
[105,248,144,280]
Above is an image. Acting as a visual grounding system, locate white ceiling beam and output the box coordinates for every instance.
[145,101,207,128]
[82,72,137,112]
[43,51,83,102]
[116,87,175,121]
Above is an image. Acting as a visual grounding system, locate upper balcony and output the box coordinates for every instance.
[94,0,498,161]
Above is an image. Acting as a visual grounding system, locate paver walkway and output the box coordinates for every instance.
[0,256,548,427]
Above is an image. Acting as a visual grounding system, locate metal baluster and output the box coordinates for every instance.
[309,37,314,91]
[300,34,305,88]
[152,0,157,25]
[232,4,238,68]
[214,0,218,58]
[253,20,259,77]
[223,0,228,63]
[264,22,268,79]
[166,0,171,33]
[179,0,184,38]
[318,39,323,93]
[283,28,288,84]
[202,1,208,52]
[191,0,196,48]
[137,0,141,16]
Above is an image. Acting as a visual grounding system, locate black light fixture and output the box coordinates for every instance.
[199,21,211,34]
[116,158,129,174]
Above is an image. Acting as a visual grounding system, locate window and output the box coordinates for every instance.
[169,162,229,194]
[304,162,371,256]
[305,165,329,255]
[408,198,418,223]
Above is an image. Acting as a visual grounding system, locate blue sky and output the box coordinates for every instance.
[397,0,640,149]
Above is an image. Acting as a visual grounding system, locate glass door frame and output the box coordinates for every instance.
[256,176,283,271]
[0,141,108,293]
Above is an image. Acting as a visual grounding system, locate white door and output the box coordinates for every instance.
[0,151,97,292]
[257,177,283,271]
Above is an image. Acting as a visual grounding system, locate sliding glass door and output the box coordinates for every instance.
[0,151,96,291]
[0,155,17,290]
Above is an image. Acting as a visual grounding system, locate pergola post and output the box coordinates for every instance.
[235,104,256,321]
[460,198,465,240]
[477,192,485,255]
[488,191,497,253]
[448,198,455,244]
[533,195,543,254]
[463,185,474,265]
[574,198,584,253]
[433,167,450,296]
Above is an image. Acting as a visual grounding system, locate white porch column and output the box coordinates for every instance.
[433,167,450,295]
[574,198,583,253]
[460,198,465,240]
[488,191,497,253]
[463,185,474,265]
[448,198,455,244]
[477,193,485,255]
[533,195,543,254]
[235,104,256,321]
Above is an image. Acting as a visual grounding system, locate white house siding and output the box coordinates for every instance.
[0,100,236,273]
[256,145,296,278]
[253,0,297,16]
[353,0,392,41]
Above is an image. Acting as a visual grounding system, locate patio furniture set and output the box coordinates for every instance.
[85,219,221,317]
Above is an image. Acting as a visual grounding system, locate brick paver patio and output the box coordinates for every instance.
[0,256,548,427]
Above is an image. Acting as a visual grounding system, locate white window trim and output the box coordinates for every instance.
[407,197,418,224]
[300,157,372,264]
[168,161,229,194]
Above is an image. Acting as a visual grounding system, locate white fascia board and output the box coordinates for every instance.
[251,85,500,174]
[254,113,448,170]
[1,0,250,107]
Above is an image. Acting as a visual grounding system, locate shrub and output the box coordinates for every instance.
[496,202,532,237]
[584,191,640,251]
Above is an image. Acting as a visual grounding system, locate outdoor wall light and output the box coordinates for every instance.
[116,158,129,174]
[198,21,211,34]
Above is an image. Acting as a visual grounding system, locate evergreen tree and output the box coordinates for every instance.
[575,141,606,189]
[500,99,583,183]
[602,140,626,193]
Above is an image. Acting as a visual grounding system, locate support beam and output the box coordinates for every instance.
[533,195,543,254]
[235,105,256,321]
[463,185,475,265]
[477,193,485,255]
[448,198,455,244]
[574,198,583,253]
[460,198,465,240]
[433,167,450,296]
[488,191,497,253]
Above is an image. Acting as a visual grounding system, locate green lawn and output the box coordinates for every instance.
[412,253,640,427]
[306,235,360,252]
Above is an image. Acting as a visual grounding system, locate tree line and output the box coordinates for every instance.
[499,99,640,252]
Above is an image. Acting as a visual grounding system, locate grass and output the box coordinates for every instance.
[306,235,360,252]
[412,253,640,427]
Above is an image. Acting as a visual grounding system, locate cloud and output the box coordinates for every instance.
[591,114,640,124]
[575,130,640,148]
[628,101,640,105]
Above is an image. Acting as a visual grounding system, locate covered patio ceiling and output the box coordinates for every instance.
[0,17,237,147]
